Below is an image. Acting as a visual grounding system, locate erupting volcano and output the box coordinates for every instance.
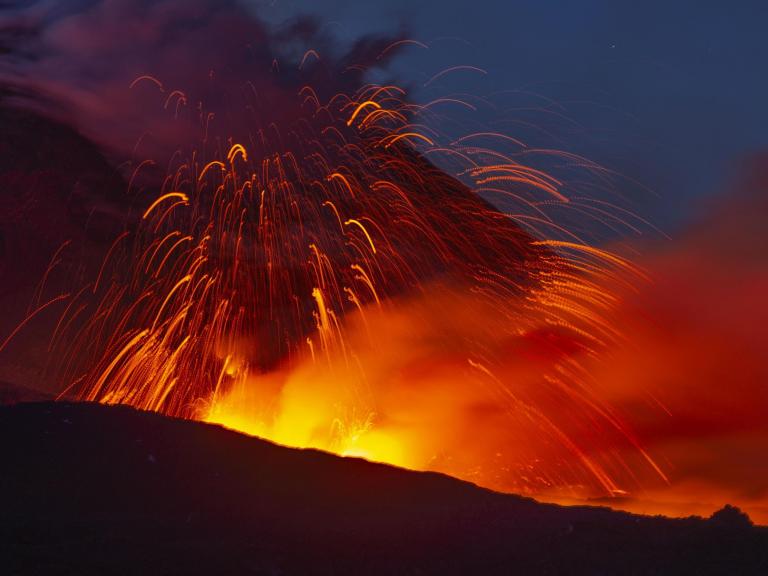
[2,1,768,573]
[40,44,665,504]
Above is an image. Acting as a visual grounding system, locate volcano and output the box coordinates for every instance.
[3,0,768,562]
[0,0,685,519]
[1,400,766,575]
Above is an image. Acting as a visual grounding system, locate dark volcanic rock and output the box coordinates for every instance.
[1,401,766,575]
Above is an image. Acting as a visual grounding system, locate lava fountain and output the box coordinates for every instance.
[42,70,666,502]
[1,0,671,507]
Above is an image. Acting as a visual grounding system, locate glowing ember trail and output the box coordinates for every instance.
[47,62,670,506]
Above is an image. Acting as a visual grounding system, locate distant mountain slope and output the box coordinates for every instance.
[1,401,766,575]
[0,381,52,405]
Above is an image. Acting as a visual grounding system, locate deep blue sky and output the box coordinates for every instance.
[255,0,768,232]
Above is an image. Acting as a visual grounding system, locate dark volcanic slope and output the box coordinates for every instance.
[1,402,766,575]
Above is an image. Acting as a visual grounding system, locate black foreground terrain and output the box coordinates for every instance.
[1,401,766,575]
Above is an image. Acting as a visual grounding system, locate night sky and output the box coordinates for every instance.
[258,0,768,231]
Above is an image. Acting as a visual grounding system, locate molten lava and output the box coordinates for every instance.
[2,0,767,527]
[43,69,672,508]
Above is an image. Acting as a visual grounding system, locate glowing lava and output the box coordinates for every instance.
[0,2,692,517]
[1,0,765,527]
[44,70,671,507]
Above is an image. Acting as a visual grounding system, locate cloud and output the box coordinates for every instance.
[0,0,404,162]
